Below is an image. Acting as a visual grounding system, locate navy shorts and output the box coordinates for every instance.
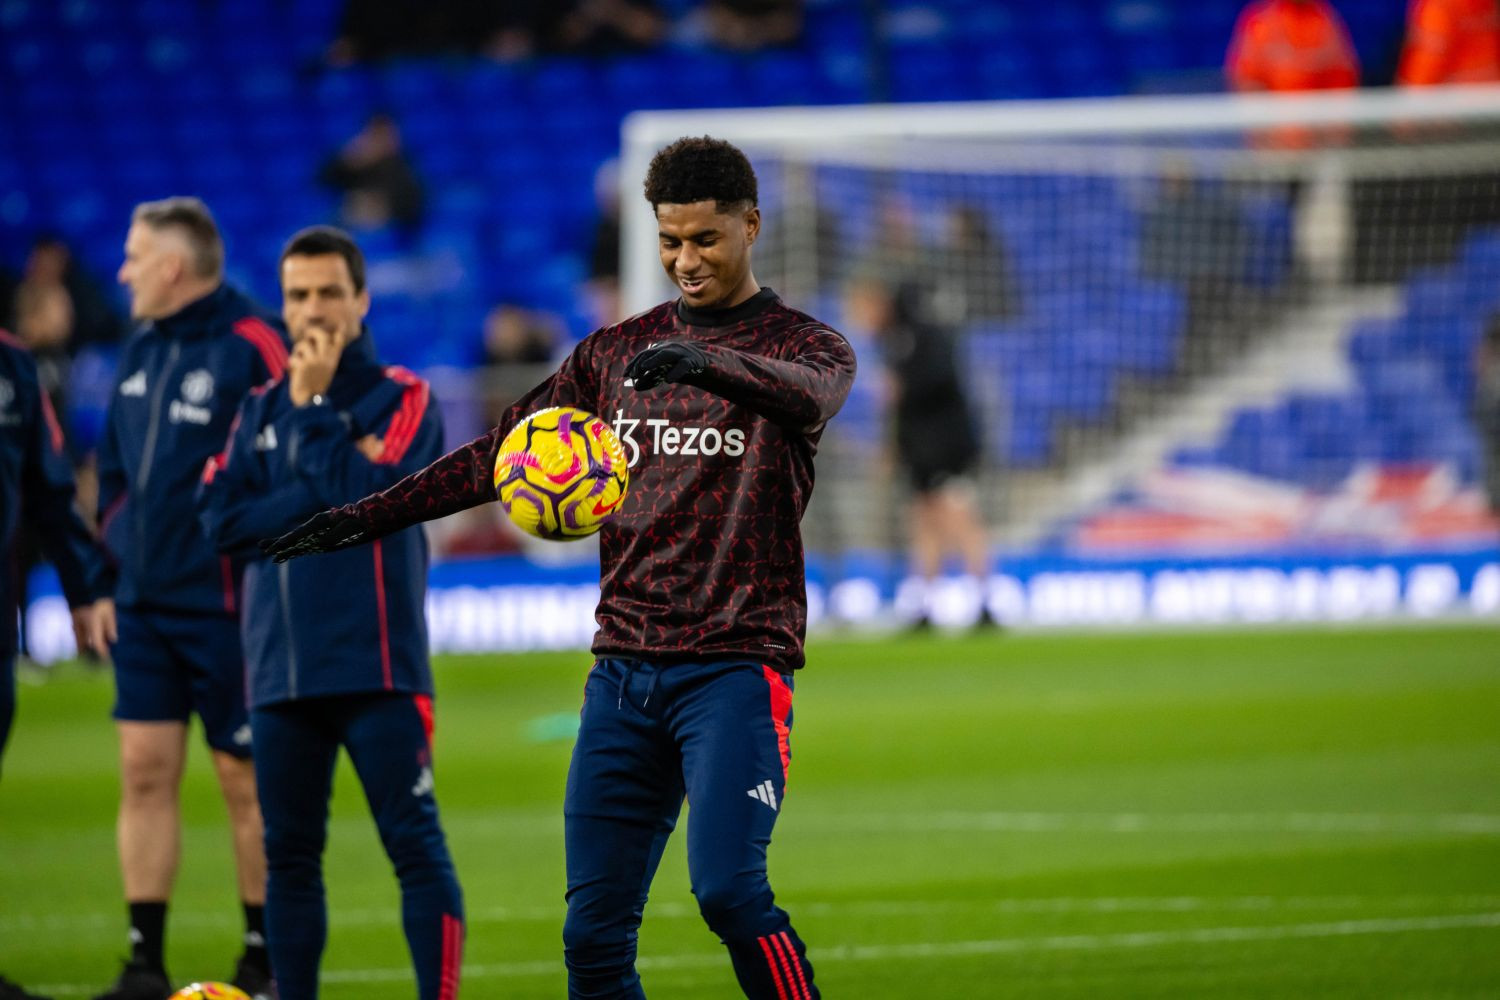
[111,607,251,758]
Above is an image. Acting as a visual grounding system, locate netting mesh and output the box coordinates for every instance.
[625,96,1500,558]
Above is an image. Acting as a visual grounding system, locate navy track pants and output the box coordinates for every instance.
[563,658,819,1000]
[252,693,464,999]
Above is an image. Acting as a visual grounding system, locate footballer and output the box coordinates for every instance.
[265,136,855,999]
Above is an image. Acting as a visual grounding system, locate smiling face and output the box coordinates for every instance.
[280,253,369,347]
[655,199,760,311]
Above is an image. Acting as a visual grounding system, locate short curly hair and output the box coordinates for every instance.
[643,136,758,210]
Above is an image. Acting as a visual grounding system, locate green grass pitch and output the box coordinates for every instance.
[3,625,1499,998]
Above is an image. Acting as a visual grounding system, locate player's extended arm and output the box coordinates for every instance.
[261,346,602,562]
[197,401,325,560]
[286,386,445,509]
[260,426,500,562]
[625,326,857,432]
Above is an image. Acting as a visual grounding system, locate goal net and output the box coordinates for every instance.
[620,88,1500,625]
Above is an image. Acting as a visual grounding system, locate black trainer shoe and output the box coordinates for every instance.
[230,955,276,1000]
[0,974,54,1000]
[91,961,170,1000]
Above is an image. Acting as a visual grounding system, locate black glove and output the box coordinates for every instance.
[260,507,370,563]
[625,342,708,391]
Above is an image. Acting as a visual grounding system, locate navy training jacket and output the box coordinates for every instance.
[196,329,442,708]
[0,332,109,651]
[97,283,288,615]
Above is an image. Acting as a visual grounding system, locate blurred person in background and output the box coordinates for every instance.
[586,158,623,330]
[480,303,561,419]
[0,330,115,1000]
[697,0,803,50]
[1397,0,1500,85]
[1477,313,1500,521]
[1227,1,1359,284]
[1226,0,1360,93]
[318,112,426,237]
[928,204,1019,327]
[550,0,666,54]
[8,236,127,665]
[11,238,81,666]
[846,277,995,630]
[12,243,73,413]
[443,303,565,560]
[11,235,127,431]
[483,303,559,369]
[94,197,287,1000]
[327,0,542,61]
[1142,163,1252,369]
[198,226,462,1000]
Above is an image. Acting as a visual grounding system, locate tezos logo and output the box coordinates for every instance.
[611,409,745,467]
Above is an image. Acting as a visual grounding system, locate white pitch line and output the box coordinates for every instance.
[17,810,1500,847]
[9,894,1500,935]
[795,811,1500,835]
[31,910,1500,994]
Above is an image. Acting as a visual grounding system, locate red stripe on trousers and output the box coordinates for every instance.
[757,936,791,1000]
[761,666,793,780]
[768,932,805,999]
[414,694,435,744]
[373,540,392,689]
[781,931,812,999]
[439,913,463,1000]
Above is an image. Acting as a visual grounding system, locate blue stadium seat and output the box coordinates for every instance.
[887,43,972,103]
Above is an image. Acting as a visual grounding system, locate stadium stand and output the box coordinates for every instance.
[1,0,1410,367]
[12,0,1488,564]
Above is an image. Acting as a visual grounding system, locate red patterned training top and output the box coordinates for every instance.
[343,288,857,670]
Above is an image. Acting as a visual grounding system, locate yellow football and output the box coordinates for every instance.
[493,406,630,540]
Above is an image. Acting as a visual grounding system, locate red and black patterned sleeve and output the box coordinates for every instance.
[688,324,857,432]
[341,337,603,538]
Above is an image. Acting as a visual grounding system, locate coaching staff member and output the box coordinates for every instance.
[198,227,463,1000]
[95,197,287,1000]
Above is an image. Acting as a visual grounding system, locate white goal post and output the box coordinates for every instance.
[618,87,1500,626]
[622,85,1500,315]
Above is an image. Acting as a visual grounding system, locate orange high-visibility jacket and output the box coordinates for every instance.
[1226,0,1361,91]
[1397,0,1500,85]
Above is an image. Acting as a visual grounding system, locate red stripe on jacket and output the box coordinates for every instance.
[201,411,244,485]
[233,317,288,379]
[377,366,430,465]
[38,389,66,454]
[0,328,67,452]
